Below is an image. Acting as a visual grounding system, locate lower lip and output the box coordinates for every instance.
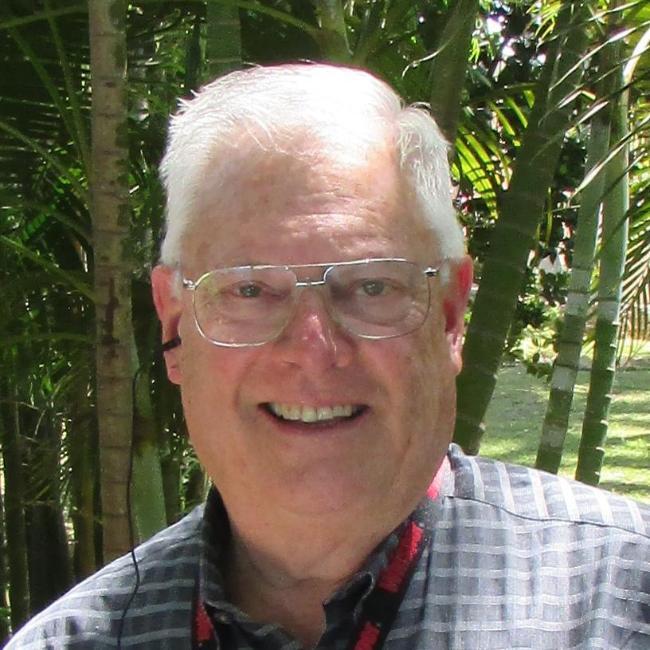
[259,405,369,434]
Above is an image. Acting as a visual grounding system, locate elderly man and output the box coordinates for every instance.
[7,64,650,649]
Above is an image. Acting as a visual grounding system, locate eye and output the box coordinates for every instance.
[235,282,263,298]
[360,279,387,296]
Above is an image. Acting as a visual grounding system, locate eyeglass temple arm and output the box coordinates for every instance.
[162,277,191,351]
[162,335,182,352]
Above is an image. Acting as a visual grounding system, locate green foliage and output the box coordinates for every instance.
[456,0,650,454]
[0,0,648,636]
[508,269,566,378]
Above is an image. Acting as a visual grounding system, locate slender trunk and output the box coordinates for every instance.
[0,487,10,642]
[131,364,167,541]
[70,411,97,580]
[427,0,480,144]
[185,462,207,512]
[0,391,29,630]
[314,0,351,61]
[205,0,242,79]
[131,445,167,540]
[536,44,618,474]
[454,2,590,453]
[25,507,72,614]
[88,0,133,562]
[24,414,72,615]
[159,382,185,523]
[184,13,203,93]
[575,77,630,486]
[161,453,181,524]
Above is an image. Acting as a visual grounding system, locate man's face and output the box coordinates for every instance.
[153,143,471,529]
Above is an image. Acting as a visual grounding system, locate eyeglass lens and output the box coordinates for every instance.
[191,260,431,346]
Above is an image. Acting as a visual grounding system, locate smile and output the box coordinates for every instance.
[265,403,365,423]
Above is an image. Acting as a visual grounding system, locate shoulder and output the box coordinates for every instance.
[396,448,650,647]
[5,505,205,649]
[425,446,650,643]
[446,443,650,539]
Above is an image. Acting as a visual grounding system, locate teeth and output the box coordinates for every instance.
[302,406,317,422]
[332,405,353,418]
[317,406,332,421]
[268,403,359,423]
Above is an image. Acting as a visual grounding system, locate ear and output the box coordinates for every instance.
[151,265,183,385]
[442,255,473,372]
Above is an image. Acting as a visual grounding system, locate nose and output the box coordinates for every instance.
[273,289,354,370]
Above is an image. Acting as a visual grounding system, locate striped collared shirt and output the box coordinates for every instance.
[6,444,650,649]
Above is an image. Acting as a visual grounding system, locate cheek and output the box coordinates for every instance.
[178,341,247,425]
[376,334,455,497]
[389,326,457,425]
[366,339,426,416]
[178,346,251,481]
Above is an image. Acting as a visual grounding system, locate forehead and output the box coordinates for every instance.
[182,142,437,271]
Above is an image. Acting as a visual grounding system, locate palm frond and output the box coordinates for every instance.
[0,236,93,300]
[618,180,650,352]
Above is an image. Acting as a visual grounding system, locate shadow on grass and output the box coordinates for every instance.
[480,362,650,503]
[598,454,649,470]
[605,431,650,441]
[599,481,650,500]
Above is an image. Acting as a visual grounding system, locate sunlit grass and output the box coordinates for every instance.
[481,356,650,503]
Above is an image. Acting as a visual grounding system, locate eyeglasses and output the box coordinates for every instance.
[172,258,441,348]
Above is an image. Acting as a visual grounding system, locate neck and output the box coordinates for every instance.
[221,459,449,647]
[224,512,387,647]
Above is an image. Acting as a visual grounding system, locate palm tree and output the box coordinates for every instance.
[88,0,134,562]
[536,40,618,474]
[538,0,650,476]
[455,1,592,453]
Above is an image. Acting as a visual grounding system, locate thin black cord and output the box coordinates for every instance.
[116,366,143,648]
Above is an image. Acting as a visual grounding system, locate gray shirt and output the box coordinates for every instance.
[6,445,650,649]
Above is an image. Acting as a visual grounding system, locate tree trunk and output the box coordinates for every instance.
[0,391,29,630]
[161,452,181,524]
[535,44,618,474]
[131,365,167,542]
[454,2,590,453]
[25,506,72,614]
[24,414,72,615]
[314,0,351,61]
[0,487,10,642]
[575,74,630,486]
[427,0,480,144]
[205,0,242,79]
[69,411,97,580]
[185,462,208,512]
[88,0,134,562]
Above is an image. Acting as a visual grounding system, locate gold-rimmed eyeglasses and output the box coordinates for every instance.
[166,258,442,349]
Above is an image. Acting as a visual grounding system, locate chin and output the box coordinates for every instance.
[271,463,415,523]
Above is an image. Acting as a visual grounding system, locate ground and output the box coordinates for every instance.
[481,352,650,503]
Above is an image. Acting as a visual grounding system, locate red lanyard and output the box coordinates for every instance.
[192,483,438,650]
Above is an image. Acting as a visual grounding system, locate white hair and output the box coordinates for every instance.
[159,63,464,266]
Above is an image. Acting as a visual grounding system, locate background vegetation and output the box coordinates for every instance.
[483,346,650,503]
[0,0,648,640]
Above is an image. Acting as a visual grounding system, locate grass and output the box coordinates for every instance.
[480,349,650,504]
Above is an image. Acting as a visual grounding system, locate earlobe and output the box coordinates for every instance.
[151,265,183,384]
